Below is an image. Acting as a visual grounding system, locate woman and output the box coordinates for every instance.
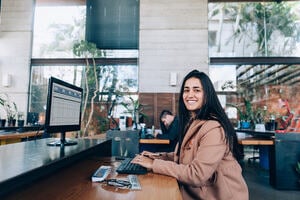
[132,70,248,200]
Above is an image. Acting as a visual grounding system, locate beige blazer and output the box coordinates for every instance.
[152,120,249,200]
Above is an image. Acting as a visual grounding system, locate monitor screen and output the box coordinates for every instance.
[45,77,83,146]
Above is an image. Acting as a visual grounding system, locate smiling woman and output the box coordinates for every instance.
[132,70,249,200]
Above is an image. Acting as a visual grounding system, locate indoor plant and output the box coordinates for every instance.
[0,96,6,127]
[227,98,254,129]
[0,94,18,127]
[121,96,148,129]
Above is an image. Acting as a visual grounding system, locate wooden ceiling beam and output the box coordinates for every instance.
[238,65,299,89]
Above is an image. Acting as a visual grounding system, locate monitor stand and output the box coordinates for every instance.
[47,131,77,146]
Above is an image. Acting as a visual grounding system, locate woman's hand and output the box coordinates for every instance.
[131,154,154,169]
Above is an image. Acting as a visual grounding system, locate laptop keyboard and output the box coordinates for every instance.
[116,158,147,174]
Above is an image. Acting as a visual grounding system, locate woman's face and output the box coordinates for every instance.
[183,77,204,112]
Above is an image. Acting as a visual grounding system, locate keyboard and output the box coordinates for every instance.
[116,158,147,174]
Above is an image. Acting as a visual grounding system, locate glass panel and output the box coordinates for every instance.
[237,64,300,125]
[29,65,138,133]
[86,0,139,50]
[208,1,300,57]
[31,4,139,133]
[32,6,86,58]
[209,65,236,92]
[211,64,300,132]
[210,65,238,126]
[32,5,138,59]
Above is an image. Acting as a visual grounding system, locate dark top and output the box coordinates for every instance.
[156,116,179,152]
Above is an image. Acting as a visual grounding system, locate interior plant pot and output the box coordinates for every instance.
[17,120,25,127]
[241,121,251,129]
[0,119,6,127]
[8,119,16,127]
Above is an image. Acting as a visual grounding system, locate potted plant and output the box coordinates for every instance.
[0,94,18,127]
[227,98,254,129]
[17,112,25,127]
[0,96,7,127]
[120,96,148,129]
[222,81,255,129]
[253,106,268,131]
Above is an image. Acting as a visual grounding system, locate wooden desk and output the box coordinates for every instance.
[139,138,170,144]
[238,135,274,170]
[238,137,274,145]
[0,131,43,145]
[0,138,111,197]
[3,157,182,200]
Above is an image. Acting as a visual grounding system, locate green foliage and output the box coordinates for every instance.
[232,2,300,56]
[73,40,100,58]
[73,40,104,135]
[72,40,125,135]
[210,2,300,56]
[121,96,148,123]
[254,107,268,124]
[227,98,253,122]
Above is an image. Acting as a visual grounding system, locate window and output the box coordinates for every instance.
[30,3,139,134]
[208,1,300,57]
[209,1,300,131]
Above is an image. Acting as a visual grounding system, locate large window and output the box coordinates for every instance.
[209,1,300,132]
[209,1,300,57]
[30,3,139,135]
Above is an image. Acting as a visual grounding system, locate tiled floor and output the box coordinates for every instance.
[242,147,300,200]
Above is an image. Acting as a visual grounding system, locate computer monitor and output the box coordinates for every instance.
[45,77,83,146]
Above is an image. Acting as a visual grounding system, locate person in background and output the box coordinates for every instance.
[154,110,179,152]
[132,69,248,200]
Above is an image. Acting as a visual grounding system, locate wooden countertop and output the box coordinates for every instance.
[0,130,43,140]
[3,157,182,200]
[238,137,274,145]
[0,138,111,197]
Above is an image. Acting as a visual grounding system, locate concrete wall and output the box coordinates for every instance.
[0,0,34,117]
[139,0,208,93]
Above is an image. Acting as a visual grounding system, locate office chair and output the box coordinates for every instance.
[106,130,139,158]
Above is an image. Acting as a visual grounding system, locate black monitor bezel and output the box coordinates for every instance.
[44,77,83,135]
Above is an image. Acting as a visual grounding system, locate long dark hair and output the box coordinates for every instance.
[159,110,173,134]
[177,69,241,160]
